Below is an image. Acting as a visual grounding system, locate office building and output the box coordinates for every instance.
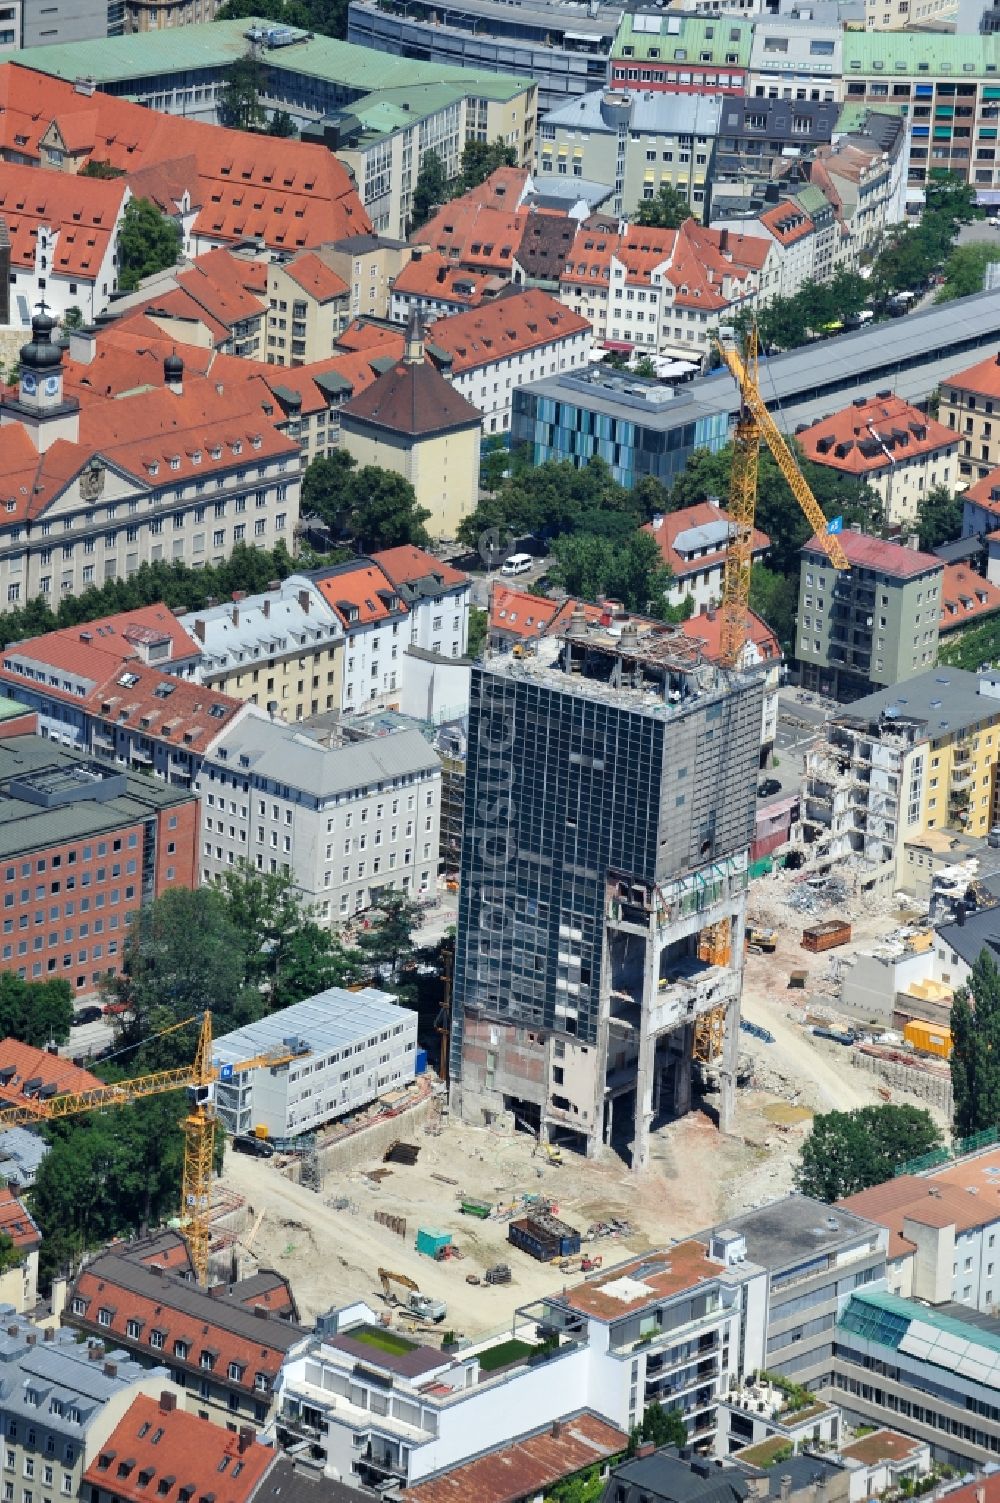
[199,713,441,920]
[747,19,843,102]
[537,89,724,219]
[452,609,764,1169]
[940,352,1000,486]
[276,1238,768,1487]
[21,0,109,48]
[794,529,944,701]
[608,14,754,96]
[66,1245,306,1428]
[797,394,958,530]
[802,668,1000,894]
[213,987,417,1138]
[696,1195,888,1388]
[511,364,731,490]
[347,0,618,115]
[0,734,198,994]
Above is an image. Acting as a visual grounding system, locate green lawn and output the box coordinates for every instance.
[476,1338,535,1372]
[351,1325,419,1356]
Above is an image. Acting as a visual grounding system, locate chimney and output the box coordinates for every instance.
[88,1343,105,1360]
[976,1489,985,1503]
[719,227,729,252]
[50,1277,67,1324]
[159,1392,177,1414]
[232,591,246,603]
[231,606,240,627]
[907,533,919,550]
[43,1328,54,1342]
[193,619,206,643]
[68,327,96,365]
[780,1477,792,1502]
[6,1326,17,1338]
[551,1421,563,1439]
[103,1361,118,1378]
[262,598,271,618]
[298,590,310,614]
[636,1441,656,1458]
[25,1334,36,1347]
[707,605,716,621]
[238,1428,254,1455]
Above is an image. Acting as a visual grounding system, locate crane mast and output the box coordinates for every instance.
[715,328,850,668]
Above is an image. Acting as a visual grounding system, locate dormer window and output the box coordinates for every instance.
[231,440,242,455]
[210,446,222,460]
[192,451,202,465]
[169,456,180,471]
[148,461,159,477]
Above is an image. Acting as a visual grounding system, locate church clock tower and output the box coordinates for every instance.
[0,303,80,452]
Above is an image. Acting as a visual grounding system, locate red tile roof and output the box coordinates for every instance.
[417,200,528,277]
[489,585,559,640]
[405,1412,627,1503]
[392,251,499,309]
[680,605,780,663]
[0,160,126,280]
[280,251,349,303]
[961,465,1000,521]
[560,219,765,311]
[759,200,815,247]
[644,501,769,578]
[801,529,943,580]
[0,1039,102,1111]
[798,394,956,476]
[939,563,1000,633]
[372,545,468,593]
[838,1174,1000,1260]
[0,1186,40,1254]
[84,1393,275,1503]
[339,354,481,438]
[932,1475,1000,1503]
[428,288,589,374]
[313,563,407,628]
[464,166,532,211]
[948,352,1000,402]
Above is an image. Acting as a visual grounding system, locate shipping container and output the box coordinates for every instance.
[508,1213,581,1262]
[416,1228,452,1259]
[903,1020,952,1059]
[801,919,852,953]
[415,1048,428,1075]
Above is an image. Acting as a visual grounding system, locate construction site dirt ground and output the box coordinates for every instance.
[216,870,945,1342]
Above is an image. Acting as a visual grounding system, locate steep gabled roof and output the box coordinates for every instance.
[84,1395,275,1503]
[339,356,480,439]
[427,288,589,373]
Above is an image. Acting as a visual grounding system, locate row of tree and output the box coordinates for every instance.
[301,450,432,553]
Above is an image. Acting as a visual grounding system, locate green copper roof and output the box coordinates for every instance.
[840,1290,1000,1367]
[610,12,753,66]
[11,17,531,101]
[842,30,1000,77]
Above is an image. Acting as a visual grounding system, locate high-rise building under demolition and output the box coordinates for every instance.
[451,607,764,1169]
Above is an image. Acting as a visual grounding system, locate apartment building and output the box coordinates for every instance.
[866,0,956,27]
[84,1394,276,1503]
[389,251,503,326]
[112,251,266,361]
[697,1195,888,1389]
[0,163,128,328]
[747,20,843,103]
[608,14,753,97]
[797,394,958,530]
[453,612,763,1168]
[276,1238,768,1488]
[795,529,944,701]
[645,501,770,613]
[0,1188,38,1313]
[537,89,723,219]
[810,118,909,265]
[941,352,1000,487]
[427,289,591,435]
[841,1146,1000,1312]
[265,254,349,367]
[373,547,470,660]
[0,734,198,995]
[181,581,344,723]
[338,318,481,539]
[559,219,769,360]
[839,33,1000,192]
[713,97,840,192]
[0,315,301,606]
[198,714,441,919]
[307,560,411,713]
[66,1250,306,1429]
[212,988,417,1138]
[802,669,1000,893]
[714,196,823,301]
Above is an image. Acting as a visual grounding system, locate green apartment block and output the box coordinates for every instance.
[609,12,753,94]
[795,528,944,702]
[10,19,537,237]
[842,32,1000,190]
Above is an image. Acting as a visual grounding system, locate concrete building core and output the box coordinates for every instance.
[451,607,764,1169]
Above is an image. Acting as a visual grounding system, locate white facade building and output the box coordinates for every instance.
[199,715,442,921]
[213,986,418,1138]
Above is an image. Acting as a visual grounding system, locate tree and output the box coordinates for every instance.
[749,564,799,653]
[460,138,517,191]
[411,150,450,232]
[301,451,430,551]
[355,891,423,987]
[633,355,658,379]
[952,951,1000,1137]
[467,606,487,660]
[0,975,73,1047]
[80,160,125,179]
[626,1403,688,1456]
[936,243,1000,302]
[457,457,666,553]
[795,1105,942,1202]
[215,0,350,41]
[916,483,963,552]
[635,183,692,230]
[117,198,182,293]
[267,109,298,138]
[480,437,509,493]
[549,532,674,617]
[61,307,84,331]
[219,55,265,133]
[939,616,1000,671]
[221,863,363,1008]
[102,887,260,1068]
[0,1233,22,1276]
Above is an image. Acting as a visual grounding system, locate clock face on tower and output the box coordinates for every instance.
[43,376,60,398]
[21,373,36,397]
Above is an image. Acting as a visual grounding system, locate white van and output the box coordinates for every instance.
[501,552,533,577]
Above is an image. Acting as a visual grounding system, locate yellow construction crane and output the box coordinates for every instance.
[715,327,850,667]
[0,1012,303,1286]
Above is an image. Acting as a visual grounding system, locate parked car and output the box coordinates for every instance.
[232,1134,275,1158]
[757,778,781,797]
[72,1006,103,1026]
